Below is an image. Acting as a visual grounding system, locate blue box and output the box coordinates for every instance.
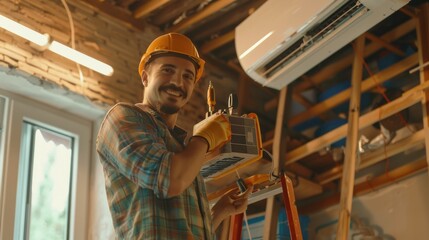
[242,209,309,240]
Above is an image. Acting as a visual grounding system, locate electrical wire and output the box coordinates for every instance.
[61,0,85,88]
[235,170,252,240]
[243,211,252,240]
[60,0,109,112]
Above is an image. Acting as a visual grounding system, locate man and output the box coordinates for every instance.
[97,33,253,239]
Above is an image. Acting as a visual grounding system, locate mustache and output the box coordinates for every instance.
[160,84,187,98]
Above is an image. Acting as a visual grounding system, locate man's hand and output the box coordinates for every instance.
[211,184,254,230]
[192,113,231,152]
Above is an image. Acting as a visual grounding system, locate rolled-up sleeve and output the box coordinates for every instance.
[97,104,172,198]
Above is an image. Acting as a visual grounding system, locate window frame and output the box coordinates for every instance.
[0,89,92,240]
[0,95,9,207]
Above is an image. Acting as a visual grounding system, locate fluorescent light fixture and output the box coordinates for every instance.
[0,15,50,47]
[49,41,114,76]
[0,14,114,76]
[239,31,273,60]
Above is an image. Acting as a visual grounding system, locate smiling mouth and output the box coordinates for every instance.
[164,88,183,97]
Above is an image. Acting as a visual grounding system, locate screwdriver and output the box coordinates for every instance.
[207,81,216,116]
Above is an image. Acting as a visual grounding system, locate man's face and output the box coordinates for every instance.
[142,56,196,115]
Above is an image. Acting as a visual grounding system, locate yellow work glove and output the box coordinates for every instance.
[193,113,231,152]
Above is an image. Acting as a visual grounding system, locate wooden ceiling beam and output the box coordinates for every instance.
[288,53,418,128]
[316,129,425,185]
[82,0,146,31]
[200,30,235,54]
[285,89,424,165]
[300,157,427,215]
[364,32,405,56]
[191,0,266,42]
[133,0,171,19]
[400,5,419,18]
[167,0,237,33]
[117,0,136,8]
[150,0,205,26]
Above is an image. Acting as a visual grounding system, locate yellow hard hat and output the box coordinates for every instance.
[138,33,205,82]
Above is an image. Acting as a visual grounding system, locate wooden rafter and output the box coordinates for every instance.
[149,0,205,26]
[191,0,266,42]
[133,0,170,19]
[364,32,405,56]
[288,54,419,127]
[300,157,427,214]
[285,89,425,166]
[200,30,235,54]
[117,0,136,8]
[316,129,425,184]
[82,0,146,31]
[167,0,237,33]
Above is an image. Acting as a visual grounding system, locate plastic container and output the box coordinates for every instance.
[242,209,310,240]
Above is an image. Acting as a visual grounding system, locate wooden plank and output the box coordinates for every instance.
[285,83,425,165]
[288,53,419,127]
[191,0,266,42]
[316,129,425,184]
[167,0,236,33]
[416,3,429,174]
[336,35,365,240]
[117,0,135,8]
[133,0,170,19]
[364,32,405,56]
[150,0,205,26]
[200,30,235,54]
[82,0,146,31]
[300,157,427,215]
[263,86,290,240]
[400,5,418,19]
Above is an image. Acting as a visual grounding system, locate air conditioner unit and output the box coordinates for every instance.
[235,0,409,90]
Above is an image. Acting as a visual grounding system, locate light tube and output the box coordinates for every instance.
[0,14,50,47]
[0,14,114,76]
[48,41,114,76]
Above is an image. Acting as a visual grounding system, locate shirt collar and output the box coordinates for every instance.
[135,104,188,141]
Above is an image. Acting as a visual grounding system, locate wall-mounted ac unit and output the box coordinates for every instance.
[235,0,409,90]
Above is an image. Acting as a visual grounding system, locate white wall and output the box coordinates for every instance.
[308,172,429,240]
[87,119,115,240]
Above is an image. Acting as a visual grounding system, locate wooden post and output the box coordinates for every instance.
[416,3,429,174]
[336,35,365,240]
[263,86,290,239]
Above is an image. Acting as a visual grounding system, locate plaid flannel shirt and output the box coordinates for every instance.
[96,103,214,239]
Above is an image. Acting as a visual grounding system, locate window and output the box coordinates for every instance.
[0,89,92,240]
[16,123,74,240]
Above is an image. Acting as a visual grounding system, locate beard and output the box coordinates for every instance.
[157,84,187,114]
[160,104,180,114]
